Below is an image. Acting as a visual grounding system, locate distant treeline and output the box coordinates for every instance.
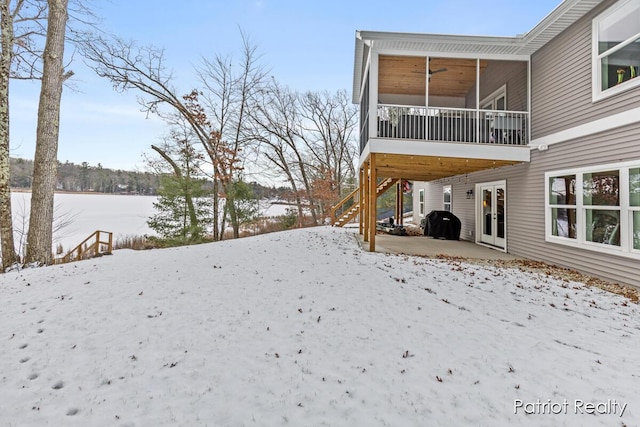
[9,157,292,199]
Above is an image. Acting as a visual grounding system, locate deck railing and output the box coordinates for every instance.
[376,104,529,145]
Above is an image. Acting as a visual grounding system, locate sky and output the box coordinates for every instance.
[0,226,638,425]
[9,0,562,172]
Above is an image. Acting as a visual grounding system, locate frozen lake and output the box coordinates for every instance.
[10,192,157,253]
[9,192,296,255]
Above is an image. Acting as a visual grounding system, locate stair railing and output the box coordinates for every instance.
[55,230,113,264]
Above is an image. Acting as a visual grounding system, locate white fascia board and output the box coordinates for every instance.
[373,48,529,62]
[358,30,521,46]
[529,106,640,148]
[369,139,530,162]
[358,143,371,170]
[352,36,365,104]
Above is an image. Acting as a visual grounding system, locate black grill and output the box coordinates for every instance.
[420,210,461,240]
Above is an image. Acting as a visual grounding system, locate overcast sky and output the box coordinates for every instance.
[9,0,562,171]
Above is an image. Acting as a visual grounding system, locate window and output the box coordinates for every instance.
[592,0,640,101]
[443,185,452,212]
[548,174,576,238]
[545,161,640,258]
[480,84,507,111]
[631,168,640,250]
[583,170,620,245]
[418,189,425,216]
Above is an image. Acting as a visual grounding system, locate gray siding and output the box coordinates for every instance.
[452,122,640,287]
[412,180,476,241]
[531,0,640,139]
[465,61,528,111]
[412,182,441,221]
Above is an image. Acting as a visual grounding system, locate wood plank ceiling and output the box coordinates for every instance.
[378,56,488,98]
[372,153,519,182]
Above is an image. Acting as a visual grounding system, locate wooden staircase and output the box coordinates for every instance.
[54,230,113,265]
[331,178,397,227]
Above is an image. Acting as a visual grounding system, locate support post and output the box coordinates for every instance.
[395,181,401,225]
[399,182,404,225]
[368,154,377,252]
[358,167,364,236]
[363,161,369,242]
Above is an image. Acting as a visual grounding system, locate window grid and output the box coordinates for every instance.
[546,162,640,258]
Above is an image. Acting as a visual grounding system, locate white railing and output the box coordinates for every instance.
[376,104,529,145]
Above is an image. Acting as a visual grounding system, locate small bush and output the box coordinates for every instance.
[113,235,161,250]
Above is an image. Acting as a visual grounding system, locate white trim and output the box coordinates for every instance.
[591,0,640,102]
[443,185,452,212]
[373,48,530,62]
[357,49,372,105]
[418,189,425,217]
[529,106,640,148]
[545,161,640,260]
[368,51,379,144]
[358,142,371,169]
[369,139,530,162]
[480,84,507,110]
[475,180,507,252]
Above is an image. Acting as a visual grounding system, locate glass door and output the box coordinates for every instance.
[479,182,506,248]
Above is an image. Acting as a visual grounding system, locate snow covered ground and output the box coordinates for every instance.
[0,226,638,426]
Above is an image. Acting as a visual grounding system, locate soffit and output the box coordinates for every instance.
[353,0,605,103]
[369,153,520,182]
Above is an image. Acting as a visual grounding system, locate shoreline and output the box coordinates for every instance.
[10,189,153,196]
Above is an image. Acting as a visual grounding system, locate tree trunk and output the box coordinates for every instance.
[151,145,199,239]
[25,0,69,265]
[0,1,18,269]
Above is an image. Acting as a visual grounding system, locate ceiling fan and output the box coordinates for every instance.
[411,60,448,79]
[428,67,448,78]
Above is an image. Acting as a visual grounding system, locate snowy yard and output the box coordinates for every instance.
[0,226,638,426]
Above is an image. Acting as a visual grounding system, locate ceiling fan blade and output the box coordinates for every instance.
[430,67,448,75]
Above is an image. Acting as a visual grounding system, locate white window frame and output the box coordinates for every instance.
[443,185,452,212]
[418,189,425,216]
[480,84,507,110]
[545,160,640,260]
[592,0,640,102]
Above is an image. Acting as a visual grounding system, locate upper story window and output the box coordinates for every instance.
[592,0,640,101]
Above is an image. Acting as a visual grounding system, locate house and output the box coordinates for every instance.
[342,0,640,287]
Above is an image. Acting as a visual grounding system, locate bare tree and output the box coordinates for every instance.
[195,32,267,239]
[299,90,358,196]
[82,32,266,240]
[249,80,320,226]
[24,0,70,265]
[0,0,47,269]
[0,0,93,269]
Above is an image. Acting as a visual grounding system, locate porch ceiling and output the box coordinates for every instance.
[378,56,488,98]
[369,153,520,181]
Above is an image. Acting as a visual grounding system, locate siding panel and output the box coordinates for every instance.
[531,0,640,139]
[465,61,528,110]
[458,123,640,287]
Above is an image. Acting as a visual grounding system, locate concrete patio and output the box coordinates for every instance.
[356,232,519,261]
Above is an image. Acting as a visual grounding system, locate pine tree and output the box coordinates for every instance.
[147,175,212,243]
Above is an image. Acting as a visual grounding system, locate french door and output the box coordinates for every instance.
[478,181,506,249]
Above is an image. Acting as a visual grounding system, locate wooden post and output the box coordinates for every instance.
[368,154,377,252]
[399,181,404,226]
[395,181,401,225]
[359,167,364,236]
[363,161,369,242]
